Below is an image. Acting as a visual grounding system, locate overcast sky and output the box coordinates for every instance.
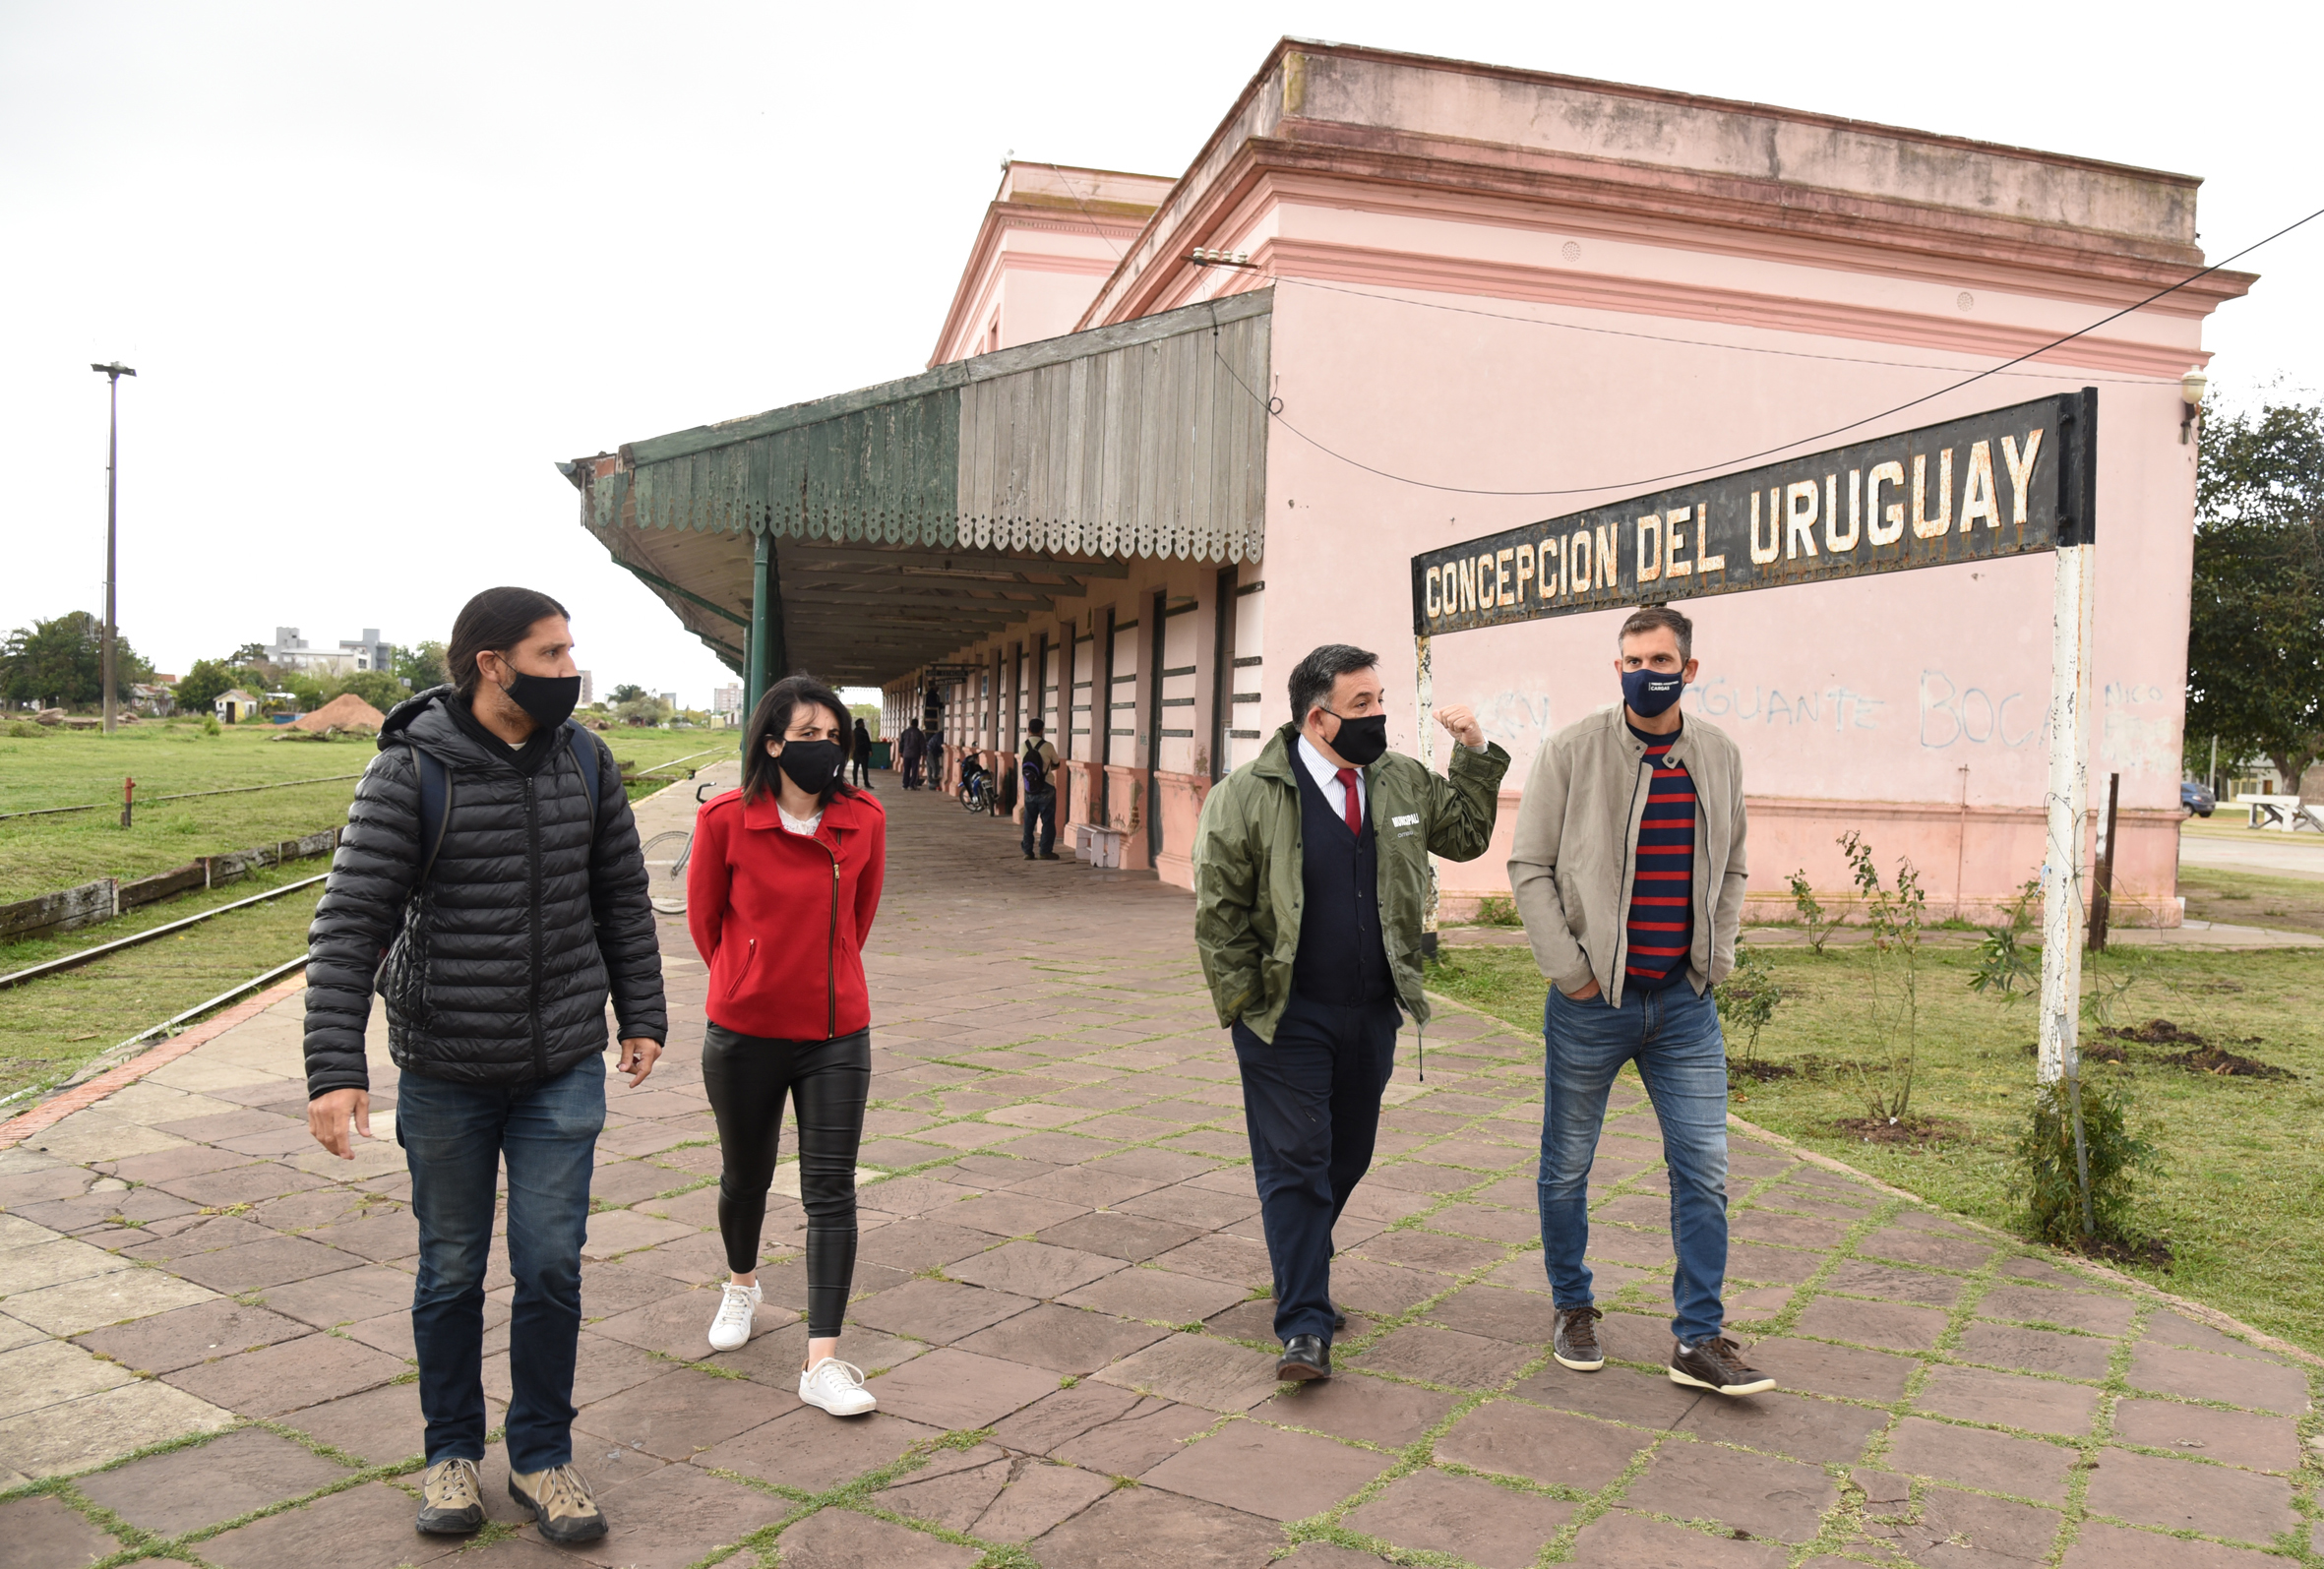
[5,2,2316,703]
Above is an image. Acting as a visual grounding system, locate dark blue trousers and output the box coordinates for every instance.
[1021,790,1057,856]
[398,1056,603,1473]
[1232,992,1399,1344]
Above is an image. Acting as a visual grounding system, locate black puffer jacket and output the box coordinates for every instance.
[302,687,666,1098]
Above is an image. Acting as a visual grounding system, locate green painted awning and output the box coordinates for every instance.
[564,290,1271,686]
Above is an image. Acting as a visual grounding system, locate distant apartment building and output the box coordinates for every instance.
[712,684,742,719]
[263,627,393,677]
[579,670,594,704]
[659,692,678,709]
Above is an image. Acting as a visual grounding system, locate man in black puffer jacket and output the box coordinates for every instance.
[303,587,664,1546]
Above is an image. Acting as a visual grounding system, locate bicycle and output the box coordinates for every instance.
[960,769,998,815]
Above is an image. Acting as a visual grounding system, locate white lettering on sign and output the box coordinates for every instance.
[2001,429,2043,525]
[1409,394,2078,634]
[1867,461,1905,547]
[1959,440,2000,531]
[1391,814,1419,827]
[1785,481,1819,560]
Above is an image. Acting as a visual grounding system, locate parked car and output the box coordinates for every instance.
[2181,780,2217,817]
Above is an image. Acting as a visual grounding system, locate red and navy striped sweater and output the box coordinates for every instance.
[1624,724,1695,991]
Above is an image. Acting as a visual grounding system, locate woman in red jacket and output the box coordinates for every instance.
[687,675,886,1416]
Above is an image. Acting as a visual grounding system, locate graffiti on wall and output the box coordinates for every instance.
[1684,677,1885,733]
[1918,669,2044,751]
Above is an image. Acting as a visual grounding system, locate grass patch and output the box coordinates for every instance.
[1424,938,2324,1355]
[0,867,326,1105]
[0,719,719,900]
[2178,864,2324,936]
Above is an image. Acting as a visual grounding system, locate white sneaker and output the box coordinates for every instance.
[799,1356,876,1416]
[706,1281,761,1352]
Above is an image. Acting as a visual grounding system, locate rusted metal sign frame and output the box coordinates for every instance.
[1408,392,2095,636]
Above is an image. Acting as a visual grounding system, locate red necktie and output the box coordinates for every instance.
[1335,767,1362,835]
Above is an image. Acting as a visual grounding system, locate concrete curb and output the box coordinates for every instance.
[0,973,309,1151]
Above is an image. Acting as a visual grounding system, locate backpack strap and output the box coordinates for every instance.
[413,748,453,886]
[564,718,602,825]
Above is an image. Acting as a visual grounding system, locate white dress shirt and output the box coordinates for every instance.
[1296,734,1366,823]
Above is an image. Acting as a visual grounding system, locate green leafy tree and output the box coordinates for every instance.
[1713,943,1784,1079]
[1840,830,1926,1123]
[394,640,448,691]
[608,683,648,704]
[328,670,409,713]
[226,641,271,665]
[2187,397,2324,786]
[173,658,239,711]
[0,611,152,707]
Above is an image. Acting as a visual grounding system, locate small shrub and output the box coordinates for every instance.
[1473,894,1522,927]
[1970,876,2042,999]
[201,712,222,736]
[1714,943,1783,1078]
[1788,869,1841,954]
[3,719,47,738]
[2012,1070,2162,1249]
[1840,830,1926,1123]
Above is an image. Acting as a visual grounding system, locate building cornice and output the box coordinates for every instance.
[932,199,1152,368]
[1090,140,2250,348]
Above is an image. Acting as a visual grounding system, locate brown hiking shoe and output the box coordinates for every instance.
[1553,1305,1605,1371]
[508,1464,608,1543]
[415,1457,483,1535]
[1669,1336,1775,1396]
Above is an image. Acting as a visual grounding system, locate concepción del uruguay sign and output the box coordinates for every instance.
[1410,390,2097,635]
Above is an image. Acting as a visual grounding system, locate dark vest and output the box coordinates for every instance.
[1291,756,1393,1005]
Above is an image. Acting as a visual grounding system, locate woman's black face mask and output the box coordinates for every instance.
[773,739,844,795]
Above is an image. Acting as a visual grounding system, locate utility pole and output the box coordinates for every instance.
[91,362,137,734]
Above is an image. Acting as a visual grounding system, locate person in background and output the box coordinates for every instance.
[898,720,924,790]
[1506,603,1769,1398]
[1193,643,1506,1383]
[1020,715,1061,861]
[850,716,876,789]
[303,586,665,1545]
[687,674,887,1417]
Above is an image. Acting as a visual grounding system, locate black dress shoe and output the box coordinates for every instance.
[1276,1334,1330,1381]
[1331,1301,1347,1332]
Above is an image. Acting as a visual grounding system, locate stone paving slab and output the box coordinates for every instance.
[0,783,2315,1565]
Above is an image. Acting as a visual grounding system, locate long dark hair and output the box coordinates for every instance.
[742,674,860,807]
[448,586,570,694]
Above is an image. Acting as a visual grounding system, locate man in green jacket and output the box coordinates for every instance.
[1194,643,1508,1380]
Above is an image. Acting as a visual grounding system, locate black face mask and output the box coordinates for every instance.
[1322,709,1389,766]
[502,672,581,730]
[773,739,844,796]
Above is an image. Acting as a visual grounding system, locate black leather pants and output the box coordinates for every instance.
[701,1022,871,1338]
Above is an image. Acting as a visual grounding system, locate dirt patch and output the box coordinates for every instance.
[1832,1115,1968,1149]
[2063,1234,2175,1267]
[2165,1044,2293,1079]
[2017,1040,2126,1062]
[1729,1059,1797,1084]
[2102,1019,2293,1079]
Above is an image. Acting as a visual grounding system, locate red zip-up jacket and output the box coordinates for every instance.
[687,786,886,1041]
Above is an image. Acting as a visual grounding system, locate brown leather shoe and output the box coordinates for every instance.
[1669,1336,1775,1396]
[1553,1304,1605,1371]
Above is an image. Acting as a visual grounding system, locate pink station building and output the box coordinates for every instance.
[568,39,2247,926]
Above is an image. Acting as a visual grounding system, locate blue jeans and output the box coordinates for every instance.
[1232,992,1400,1345]
[1537,982,1729,1344]
[397,1055,604,1473]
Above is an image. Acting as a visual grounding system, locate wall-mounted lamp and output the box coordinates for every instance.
[1188,248,1255,269]
[2180,367,2208,444]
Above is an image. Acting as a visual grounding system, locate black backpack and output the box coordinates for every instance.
[1021,741,1049,796]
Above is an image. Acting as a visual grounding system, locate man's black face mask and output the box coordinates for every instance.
[1321,708,1388,766]
[502,671,581,730]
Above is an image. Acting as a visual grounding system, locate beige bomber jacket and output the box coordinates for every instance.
[1506,705,1748,1007]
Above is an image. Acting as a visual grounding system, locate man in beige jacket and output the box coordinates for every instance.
[1507,604,1771,1397]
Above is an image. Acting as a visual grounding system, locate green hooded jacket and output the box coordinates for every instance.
[1193,721,1510,1043]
